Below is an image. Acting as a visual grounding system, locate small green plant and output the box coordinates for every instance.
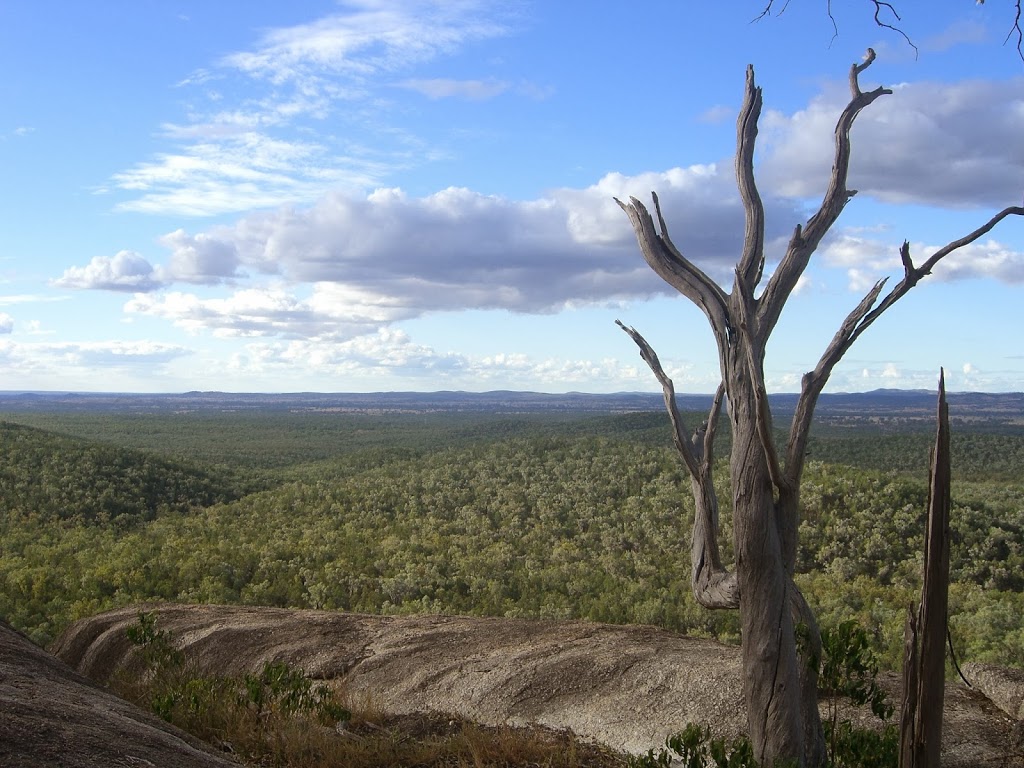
[631,620,899,768]
[817,620,898,768]
[121,612,349,734]
[241,660,351,724]
[125,610,184,672]
[627,723,758,768]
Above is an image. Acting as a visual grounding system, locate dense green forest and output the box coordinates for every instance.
[0,408,1021,672]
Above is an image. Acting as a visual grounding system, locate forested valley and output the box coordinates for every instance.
[1,405,1022,673]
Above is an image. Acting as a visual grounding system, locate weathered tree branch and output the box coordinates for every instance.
[702,382,727,473]
[900,371,951,767]
[786,204,1024,482]
[756,50,891,341]
[615,194,731,346]
[754,1,1024,61]
[616,321,739,609]
[615,320,701,479]
[736,66,767,289]
[848,207,1024,346]
[785,277,887,482]
[734,271,789,494]
[1008,1,1024,60]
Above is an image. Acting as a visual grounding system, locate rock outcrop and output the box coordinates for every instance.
[0,617,237,768]
[51,603,1024,766]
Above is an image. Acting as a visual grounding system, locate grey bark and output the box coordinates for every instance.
[617,52,1022,768]
[900,371,952,768]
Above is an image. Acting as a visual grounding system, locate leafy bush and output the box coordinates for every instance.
[119,612,350,753]
[818,620,898,768]
[627,723,758,768]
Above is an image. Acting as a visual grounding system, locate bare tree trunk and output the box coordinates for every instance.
[900,371,951,767]
[729,354,825,768]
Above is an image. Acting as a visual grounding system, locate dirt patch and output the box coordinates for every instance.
[51,604,1024,766]
[0,617,237,768]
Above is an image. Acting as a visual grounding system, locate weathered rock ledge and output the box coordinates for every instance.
[50,603,1024,766]
[0,617,236,768]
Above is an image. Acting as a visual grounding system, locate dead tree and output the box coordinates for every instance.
[899,371,952,767]
[616,52,1022,768]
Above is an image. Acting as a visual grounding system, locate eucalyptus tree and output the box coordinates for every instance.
[616,51,1022,767]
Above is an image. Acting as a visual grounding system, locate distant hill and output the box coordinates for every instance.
[0,389,1020,428]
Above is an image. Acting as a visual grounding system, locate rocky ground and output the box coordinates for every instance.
[0,616,236,768]
[4,604,1022,766]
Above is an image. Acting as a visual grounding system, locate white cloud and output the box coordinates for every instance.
[1,126,35,140]
[0,339,191,390]
[822,232,1024,289]
[124,283,417,340]
[112,134,384,216]
[158,229,242,283]
[52,251,162,292]
[220,0,510,85]
[0,313,13,334]
[395,77,509,100]
[108,1,518,217]
[759,78,1024,208]
[221,330,647,390]
[0,293,70,306]
[932,239,1024,283]
[83,165,806,340]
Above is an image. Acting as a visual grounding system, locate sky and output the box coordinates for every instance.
[1,1,1023,395]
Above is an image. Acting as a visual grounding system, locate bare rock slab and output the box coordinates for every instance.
[0,617,237,768]
[51,604,1024,766]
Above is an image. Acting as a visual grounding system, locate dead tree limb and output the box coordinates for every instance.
[617,321,738,608]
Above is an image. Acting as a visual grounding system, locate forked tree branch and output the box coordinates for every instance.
[617,321,739,608]
[756,49,891,341]
[786,203,1024,480]
[753,1,1024,61]
[1008,1,1024,61]
[615,194,731,347]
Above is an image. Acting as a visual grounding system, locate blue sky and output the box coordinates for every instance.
[1,1,1022,394]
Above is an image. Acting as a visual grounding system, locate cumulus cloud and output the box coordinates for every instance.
[223,329,647,390]
[0,338,190,389]
[759,78,1024,208]
[52,251,162,292]
[250,168,799,304]
[158,229,242,283]
[822,232,1024,290]
[86,165,805,340]
[0,313,13,334]
[931,239,1024,283]
[125,283,419,340]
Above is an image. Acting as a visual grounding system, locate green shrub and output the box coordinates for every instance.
[121,612,350,735]
[818,620,898,768]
